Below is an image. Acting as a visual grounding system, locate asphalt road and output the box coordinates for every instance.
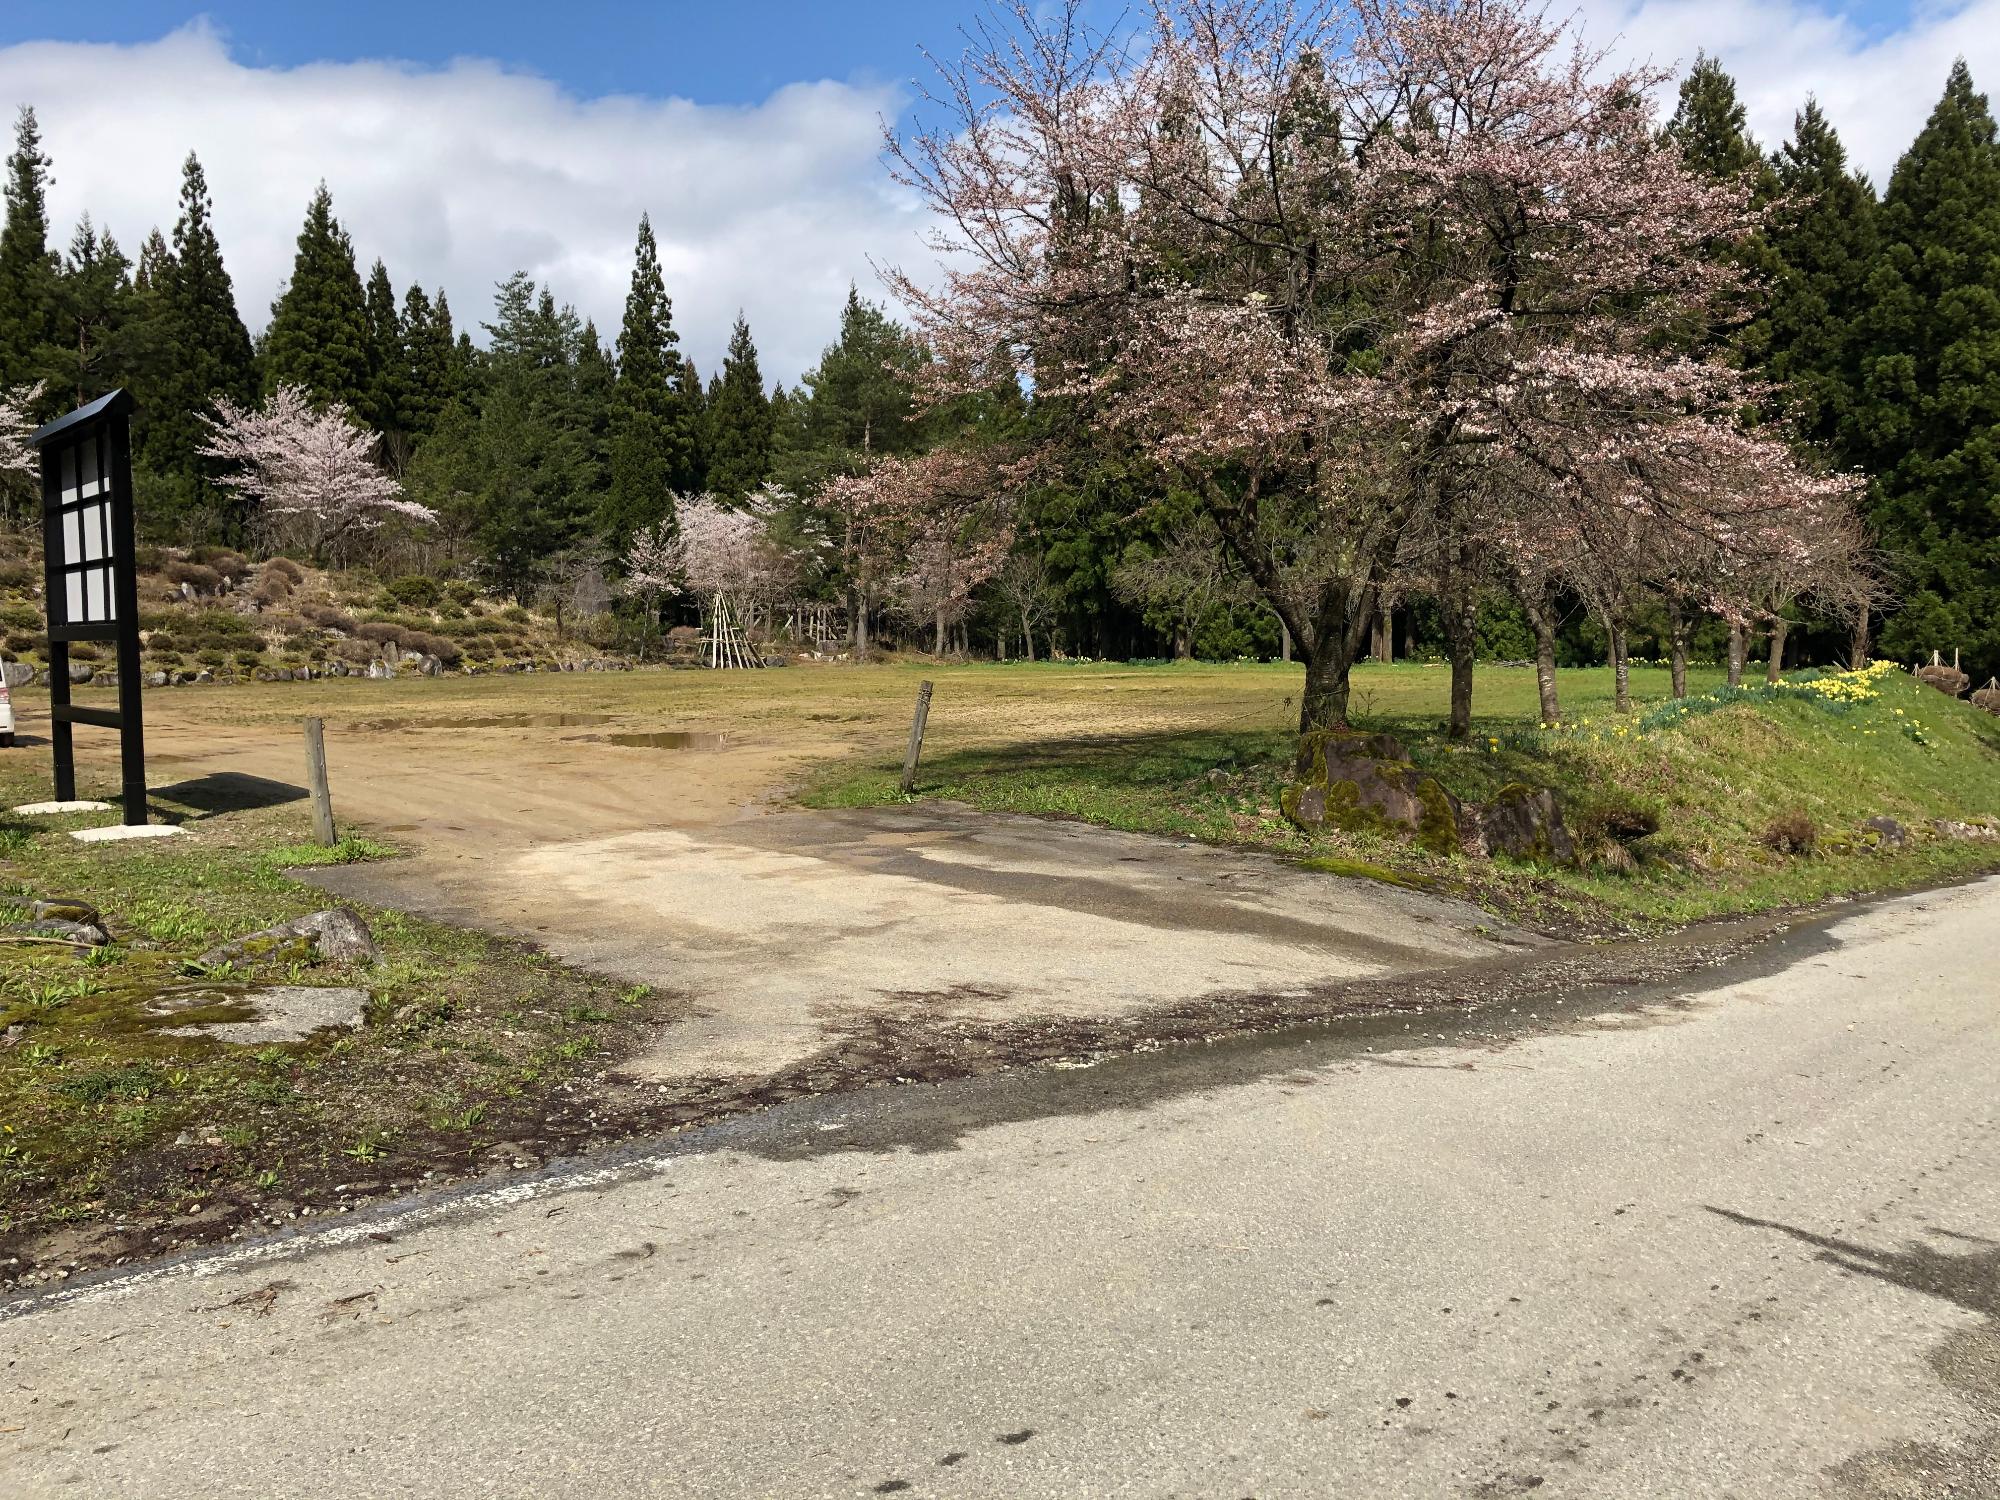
[6,877,1998,1498]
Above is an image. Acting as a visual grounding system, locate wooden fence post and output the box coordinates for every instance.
[900,681,934,794]
[303,716,338,846]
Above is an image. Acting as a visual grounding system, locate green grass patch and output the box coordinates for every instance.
[807,661,2000,928]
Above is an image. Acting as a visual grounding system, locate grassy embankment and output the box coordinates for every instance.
[807,659,2000,926]
[0,772,673,1272]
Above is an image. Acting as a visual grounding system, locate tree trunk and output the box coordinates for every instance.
[1766,618,1790,684]
[933,606,946,656]
[1440,551,1477,740]
[854,596,870,661]
[1299,643,1354,743]
[1019,605,1035,662]
[1850,613,1871,671]
[997,625,1008,662]
[1668,601,1690,700]
[1280,619,1291,663]
[1727,622,1745,688]
[1607,615,1631,713]
[1522,602,1561,725]
[1372,607,1391,664]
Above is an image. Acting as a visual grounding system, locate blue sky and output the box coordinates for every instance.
[0,2,1024,108]
[0,0,1990,382]
[0,0,1928,99]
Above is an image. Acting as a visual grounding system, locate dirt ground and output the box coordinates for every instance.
[15,664,1540,1087]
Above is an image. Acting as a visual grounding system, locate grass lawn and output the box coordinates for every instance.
[807,659,2000,927]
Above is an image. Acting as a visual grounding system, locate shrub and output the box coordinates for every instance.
[265,556,306,584]
[0,559,36,589]
[300,601,357,634]
[252,575,293,607]
[164,561,222,594]
[1760,811,1818,858]
[445,579,480,607]
[0,602,40,631]
[1572,786,1662,847]
[400,630,463,665]
[188,546,250,579]
[234,649,264,669]
[3,631,44,654]
[354,621,407,647]
[143,630,177,654]
[196,648,226,668]
[67,641,101,662]
[500,604,531,624]
[383,574,443,610]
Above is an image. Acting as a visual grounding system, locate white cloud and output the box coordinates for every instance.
[1578,0,2000,181]
[1,0,1995,395]
[0,22,928,385]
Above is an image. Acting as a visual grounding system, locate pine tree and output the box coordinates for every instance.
[677,357,707,491]
[49,215,139,409]
[1666,56,1770,181]
[1766,100,1878,452]
[1853,60,2000,673]
[399,282,458,444]
[0,106,60,394]
[363,258,402,443]
[603,214,694,547]
[263,184,371,411]
[1665,56,1781,363]
[444,272,598,596]
[705,312,774,499]
[142,152,258,539]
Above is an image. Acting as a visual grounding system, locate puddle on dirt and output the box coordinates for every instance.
[568,731,727,751]
[338,713,617,733]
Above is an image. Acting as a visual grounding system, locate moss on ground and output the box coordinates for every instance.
[0,769,676,1269]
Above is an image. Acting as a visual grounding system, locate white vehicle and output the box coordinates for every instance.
[0,664,13,748]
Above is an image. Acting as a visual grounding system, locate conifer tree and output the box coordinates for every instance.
[1666,56,1781,363]
[398,282,455,443]
[50,215,139,409]
[1853,60,2000,673]
[0,106,60,394]
[263,184,371,411]
[679,357,708,490]
[363,258,402,442]
[603,214,694,546]
[1766,100,1878,452]
[142,152,257,537]
[705,312,773,499]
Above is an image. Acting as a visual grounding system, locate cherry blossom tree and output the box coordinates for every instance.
[886,0,1852,736]
[619,518,680,659]
[200,384,431,563]
[824,447,1015,656]
[0,383,42,523]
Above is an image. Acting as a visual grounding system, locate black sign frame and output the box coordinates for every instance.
[28,388,146,825]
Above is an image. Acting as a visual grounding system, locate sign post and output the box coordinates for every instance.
[27,389,147,826]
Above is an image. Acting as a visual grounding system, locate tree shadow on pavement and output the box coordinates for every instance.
[1706,1205,1999,1496]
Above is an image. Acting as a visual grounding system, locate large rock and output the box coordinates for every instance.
[18,917,110,947]
[1472,784,1577,866]
[2,660,31,688]
[1282,731,1467,856]
[196,908,380,970]
[1861,815,1909,849]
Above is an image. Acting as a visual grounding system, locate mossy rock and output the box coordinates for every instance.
[1283,730,1468,856]
[1473,784,1578,867]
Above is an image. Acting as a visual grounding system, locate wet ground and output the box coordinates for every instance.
[6,876,1994,1498]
